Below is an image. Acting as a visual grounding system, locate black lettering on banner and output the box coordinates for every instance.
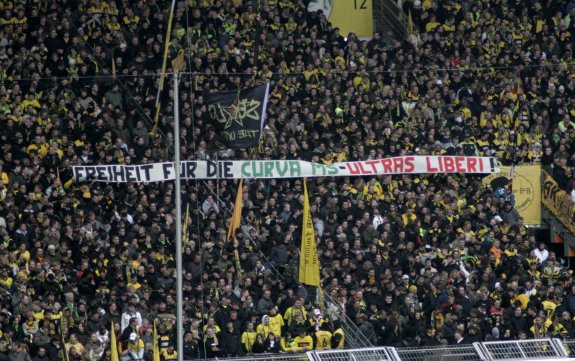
[222,161,233,178]
[97,166,107,181]
[354,0,368,9]
[73,167,83,181]
[162,163,173,179]
[140,164,154,182]
[207,161,217,178]
[86,167,96,180]
[184,161,197,179]
[113,166,125,182]
[126,166,138,182]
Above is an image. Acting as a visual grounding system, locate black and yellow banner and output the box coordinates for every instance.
[482,165,541,225]
[299,179,320,287]
[542,171,575,234]
[206,83,270,149]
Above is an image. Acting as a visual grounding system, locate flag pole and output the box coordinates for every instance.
[173,69,184,361]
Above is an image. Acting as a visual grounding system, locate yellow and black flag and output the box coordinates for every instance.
[298,179,320,287]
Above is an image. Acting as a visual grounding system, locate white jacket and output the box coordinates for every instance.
[120,311,143,333]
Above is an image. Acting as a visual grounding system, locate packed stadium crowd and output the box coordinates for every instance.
[1,0,575,359]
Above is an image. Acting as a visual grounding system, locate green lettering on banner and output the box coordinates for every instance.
[289,161,301,177]
[312,163,324,176]
[327,164,338,175]
[241,162,251,177]
[276,161,288,177]
[264,161,274,177]
[253,162,263,177]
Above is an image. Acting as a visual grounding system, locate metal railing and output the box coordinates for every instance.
[376,0,407,43]
[206,354,309,361]
[188,339,572,361]
[319,289,374,349]
[476,339,567,360]
[308,347,395,361]
[395,344,481,361]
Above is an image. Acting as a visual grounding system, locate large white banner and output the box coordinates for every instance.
[72,156,499,183]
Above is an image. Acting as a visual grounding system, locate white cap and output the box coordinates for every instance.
[495,282,502,289]
[494,215,503,223]
[402,274,409,280]
[129,333,137,341]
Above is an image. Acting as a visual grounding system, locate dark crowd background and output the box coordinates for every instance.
[1,0,575,360]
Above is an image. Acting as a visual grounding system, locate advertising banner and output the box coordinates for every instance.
[542,170,575,234]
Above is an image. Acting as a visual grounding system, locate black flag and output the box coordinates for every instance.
[206,83,271,149]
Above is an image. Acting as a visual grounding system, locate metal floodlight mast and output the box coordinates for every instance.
[173,57,184,361]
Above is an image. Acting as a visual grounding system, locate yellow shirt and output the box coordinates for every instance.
[160,349,177,360]
[65,341,85,355]
[241,331,256,352]
[284,306,306,326]
[268,314,284,337]
[293,335,313,352]
[256,323,273,338]
[315,330,332,350]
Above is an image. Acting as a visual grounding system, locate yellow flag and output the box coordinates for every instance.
[111,322,119,361]
[407,10,414,35]
[60,328,70,361]
[152,0,176,132]
[536,19,544,33]
[516,69,523,96]
[183,202,190,247]
[171,49,185,74]
[318,286,325,312]
[153,320,160,361]
[112,57,116,78]
[227,178,243,242]
[298,179,320,287]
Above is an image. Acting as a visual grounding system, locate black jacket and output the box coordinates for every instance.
[221,331,242,357]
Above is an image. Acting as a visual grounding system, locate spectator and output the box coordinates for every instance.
[221,322,242,357]
[263,333,281,353]
[202,327,221,358]
[534,243,550,264]
[251,334,265,354]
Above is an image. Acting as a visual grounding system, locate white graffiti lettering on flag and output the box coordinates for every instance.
[72,156,499,183]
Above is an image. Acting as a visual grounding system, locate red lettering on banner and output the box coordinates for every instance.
[393,158,403,173]
[467,158,477,172]
[381,159,393,173]
[346,163,361,175]
[479,158,484,172]
[404,157,415,173]
[358,162,373,174]
[426,157,438,172]
[366,160,379,173]
[455,157,465,172]
[444,157,455,172]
